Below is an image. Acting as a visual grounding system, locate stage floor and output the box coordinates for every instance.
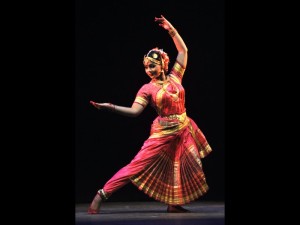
[76,201,224,225]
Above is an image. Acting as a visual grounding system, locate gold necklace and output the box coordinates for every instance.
[154,77,179,102]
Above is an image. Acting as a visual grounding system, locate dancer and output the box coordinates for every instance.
[88,15,212,214]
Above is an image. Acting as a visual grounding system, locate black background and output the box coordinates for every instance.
[6,0,289,224]
[75,0,225,204]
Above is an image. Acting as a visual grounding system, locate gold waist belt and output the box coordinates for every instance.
[150,112,189,138]
[161,112,187,121]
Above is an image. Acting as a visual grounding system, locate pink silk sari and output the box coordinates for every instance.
[102,61,212,205]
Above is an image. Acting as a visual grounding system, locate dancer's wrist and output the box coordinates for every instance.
[168,28,177,38]
[108,103,116,112]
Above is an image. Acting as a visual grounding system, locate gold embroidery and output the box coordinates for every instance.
[152,76,179,102]
[134,96,148,106]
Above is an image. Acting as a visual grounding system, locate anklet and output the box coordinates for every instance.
[97,189,109,201]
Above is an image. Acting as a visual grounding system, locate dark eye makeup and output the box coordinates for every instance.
[144,64,156,69]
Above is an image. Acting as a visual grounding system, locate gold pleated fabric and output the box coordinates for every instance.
[130,120,212,205]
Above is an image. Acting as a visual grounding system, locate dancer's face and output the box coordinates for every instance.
[144,60,162,79]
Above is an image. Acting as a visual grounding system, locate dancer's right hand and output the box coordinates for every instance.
[90,101,102,110]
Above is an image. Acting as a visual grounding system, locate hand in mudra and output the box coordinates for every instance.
[154,15,173,30]
[90,101,115,111]
[90,101,105,110]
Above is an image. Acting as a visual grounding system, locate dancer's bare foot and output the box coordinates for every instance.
[167,205,191,213]
[87,193,102,214]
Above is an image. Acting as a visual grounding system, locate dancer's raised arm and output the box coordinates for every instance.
[155,15,188,68]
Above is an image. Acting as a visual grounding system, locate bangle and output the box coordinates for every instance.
[108,103,116,112]
[168,29,177,38]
